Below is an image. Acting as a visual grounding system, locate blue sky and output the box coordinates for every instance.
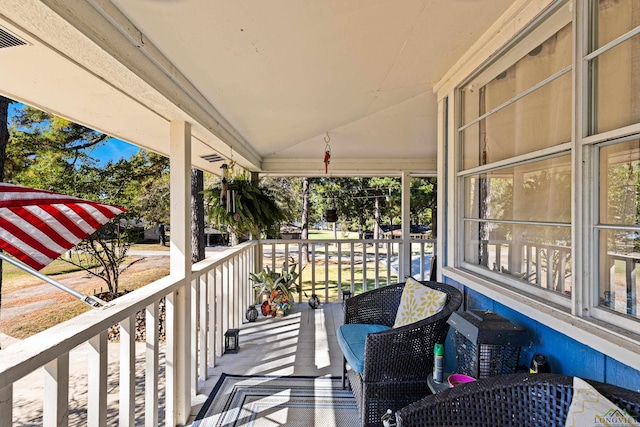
[87,139,140,164]
[9,101,141,163]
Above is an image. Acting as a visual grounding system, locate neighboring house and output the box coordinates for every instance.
[280,224,302,240]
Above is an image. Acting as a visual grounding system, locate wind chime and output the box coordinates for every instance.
[323,132,331,174]
[322,132,338,222]
[220,163,239,221]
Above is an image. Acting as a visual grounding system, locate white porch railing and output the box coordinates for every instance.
[0,237,434,426]
[259,238,436,303]
[479,239,572,293]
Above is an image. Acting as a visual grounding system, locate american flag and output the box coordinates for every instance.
[0,183,127,270]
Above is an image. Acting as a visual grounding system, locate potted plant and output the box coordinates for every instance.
[249,261,301,318]
[204,171,285,244]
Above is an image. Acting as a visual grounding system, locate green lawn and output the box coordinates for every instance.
[308,229,358,239]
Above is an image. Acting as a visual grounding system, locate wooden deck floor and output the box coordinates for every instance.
[188,302,346,422]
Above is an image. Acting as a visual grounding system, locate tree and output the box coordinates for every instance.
[301,177,310,261]
[0,95,11,311]
[6,106,107,185]
[192,168,205,263]
[0,96,9,179]
[3,104,175,295]
[410,177,437,236]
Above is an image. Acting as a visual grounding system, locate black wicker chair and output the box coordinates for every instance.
[340,281,462,427]
[395,373,640,427]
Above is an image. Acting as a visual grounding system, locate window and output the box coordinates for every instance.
[597,139,640,320]
[463,157,572,296]
[458,9,573,303]
[591,0,640,323]
[589,0,640,135]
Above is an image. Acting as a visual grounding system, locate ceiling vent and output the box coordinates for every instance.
[201,153,224,163]
[0,27,28,49]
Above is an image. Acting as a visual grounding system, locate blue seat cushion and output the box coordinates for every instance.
[337,323,391,373]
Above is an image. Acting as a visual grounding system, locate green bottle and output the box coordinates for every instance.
[433,343,444,383]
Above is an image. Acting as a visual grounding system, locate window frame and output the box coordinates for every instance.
[580,0,640,329]
[455,4,574,308]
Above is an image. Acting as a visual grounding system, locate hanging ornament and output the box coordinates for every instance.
[324,194,338,222]
[323,133,331,174]
[220,163,229,211]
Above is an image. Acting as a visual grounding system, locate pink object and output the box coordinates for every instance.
[448,374,476,388]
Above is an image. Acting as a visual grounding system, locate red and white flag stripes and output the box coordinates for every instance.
[0,183,127,270]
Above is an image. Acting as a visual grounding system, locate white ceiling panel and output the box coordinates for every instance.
[0,0,517,175]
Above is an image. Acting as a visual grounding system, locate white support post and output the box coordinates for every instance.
[401,171,412,279]
[88,332,108,427]
[145,302,159,427]
[167,120,192,425]
[119,315,136,427]
[44,353,69,427]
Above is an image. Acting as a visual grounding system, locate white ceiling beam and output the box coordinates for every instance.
[260,158,437,177]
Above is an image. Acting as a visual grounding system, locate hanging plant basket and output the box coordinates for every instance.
[324,208,338,222]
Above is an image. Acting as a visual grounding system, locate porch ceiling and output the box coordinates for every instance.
[0,0,516,177]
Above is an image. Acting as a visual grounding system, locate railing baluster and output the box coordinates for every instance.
[44,353,69,427]
[631,258,638,316]
[0,385,12,427]
[626,258,636,315]
[284,243,289,269]
[363,242,367,292]
[191,276,198,394]
[119,315,136,427]
[208,269,217,366]
[298,243,303,304]
[216,266,224,357]
[242,252,247,322]
[145,303,159,427]
[325,242,329,302]
[536,247,542,285]
[222,261,229,342]
[271,243,276,271]
[311,244,316,296]
[232,255,239,329]
[350,242,355,294]
[557,250,566,294]
[387,242,392,285]
[546,248,553,289]
[88,332,107,427]
[199,274,208,381]
[337,242,343,298]
[420,242,425,280]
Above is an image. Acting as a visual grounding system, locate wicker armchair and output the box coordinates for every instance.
[395,373,640,427]
[340,281,462,427]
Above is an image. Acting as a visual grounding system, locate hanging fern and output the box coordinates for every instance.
[204,172,285,239]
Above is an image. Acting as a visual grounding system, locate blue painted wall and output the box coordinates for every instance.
[442,282,640,392]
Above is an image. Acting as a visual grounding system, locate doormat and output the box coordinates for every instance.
[192,373,359,426]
